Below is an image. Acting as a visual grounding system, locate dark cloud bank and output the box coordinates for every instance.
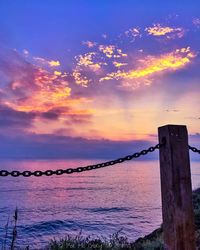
[0,132,158,160]
[0,132,199,161]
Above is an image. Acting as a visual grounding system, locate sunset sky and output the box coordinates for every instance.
[0,1,200,158]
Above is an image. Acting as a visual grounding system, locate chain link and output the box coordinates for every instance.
[189,145,200,154]
[0,143,163,177]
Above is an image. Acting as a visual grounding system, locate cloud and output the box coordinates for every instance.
[0,129,199,160]
[0,47,85,114]
[48,60,60,67]
[75,52,103,72]
[72,44,128,88]
[72,68,90,87]
[0,102,93,140]
[40,106,93,124]
[0,105,36,128]
[0,132,156,159]
[33,56,60,67]
[7,65,71,113]
[40,109,60,120]
[0,104,65,130]
[100,47,196,89]
[98,45,127,58]
[82,41,97,48]
[0,48,38,95]
[70,21,197,89]
[65,113,92,124]
[23,49,29,56]
[124,27,141,41]
[145,24,185,39]
[54,70,62,76]
[193,18,200,28]
[0,47,95,136]
[113,61,128,68]
[72,51,107,87]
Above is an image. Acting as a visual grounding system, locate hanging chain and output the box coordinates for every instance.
[189,145,200,154]
[0,143,164,177]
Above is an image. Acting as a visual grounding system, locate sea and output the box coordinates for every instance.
[0,159,200,249]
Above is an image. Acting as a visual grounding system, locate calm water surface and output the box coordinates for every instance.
[0,160,200,249]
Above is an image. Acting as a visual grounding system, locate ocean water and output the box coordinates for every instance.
[0,159,200,249]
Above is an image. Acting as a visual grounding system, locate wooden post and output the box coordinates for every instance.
[158,125,195,250]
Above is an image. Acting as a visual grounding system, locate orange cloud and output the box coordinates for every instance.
[145,24,185,38]
[113,61,128,68]
[5,62,94,136]
[33,57,60,67]
[54,71,62,76]
[6,53,66,113]
[75,52,102,71]
[72,68,90,87]
[9,67,71,113]
[99,45,127,58]
[100,47,196,88]
[48,60,60,67]
[99,45,115,58]
[73,52,107,86]
[72,44,128,86]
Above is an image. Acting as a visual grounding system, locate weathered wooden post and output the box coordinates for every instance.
[158,125,195,250]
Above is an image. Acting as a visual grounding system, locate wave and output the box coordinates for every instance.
[16,215,125,235]
[86,207,130,213]
[0,186,112,193]
[21,219,75,234]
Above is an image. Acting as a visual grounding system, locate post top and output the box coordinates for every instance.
[158,124,187,130]
[158,124,188,141]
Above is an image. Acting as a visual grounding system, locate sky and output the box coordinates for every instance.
[0,1,200,159]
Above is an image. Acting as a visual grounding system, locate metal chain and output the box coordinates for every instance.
[189,145,200,154]
[0,143,163,177]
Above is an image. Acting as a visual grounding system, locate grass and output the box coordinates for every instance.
[49,230,134,250]
[11,208,18,250]
[47,229,163,250]
[1,207,20,250]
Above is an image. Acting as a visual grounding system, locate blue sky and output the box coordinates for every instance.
[1,1,199,57]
